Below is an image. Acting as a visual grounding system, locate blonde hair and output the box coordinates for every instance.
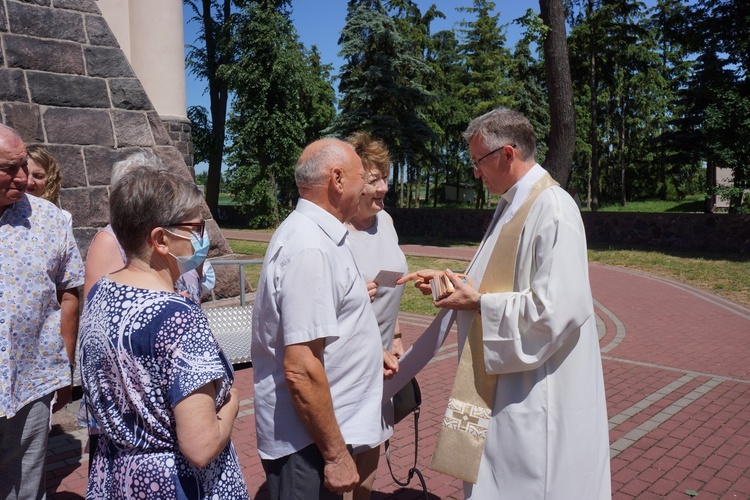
[26,144,63,206]
[346,131,391,179]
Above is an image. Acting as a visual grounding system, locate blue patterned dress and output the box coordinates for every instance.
[80,278,248,499]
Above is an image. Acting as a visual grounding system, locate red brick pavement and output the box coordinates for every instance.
[45,237,750,498]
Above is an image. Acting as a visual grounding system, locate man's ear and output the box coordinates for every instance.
[150,227,170,256]
[330,166,345,194]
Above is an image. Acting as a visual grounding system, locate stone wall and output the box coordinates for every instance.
[389,207,495,241]
[388,208,750,253]
[163,116,194,170]
[0,0,240,295]
[580,212,750,254]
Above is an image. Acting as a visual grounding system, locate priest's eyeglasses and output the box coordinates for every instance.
[472,144,516,169]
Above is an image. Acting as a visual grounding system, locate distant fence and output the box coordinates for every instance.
[387,208,750,254]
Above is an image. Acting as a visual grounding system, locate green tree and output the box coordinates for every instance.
[423,28,472,207]
[301,46,337,146]
[186,105,212,166]
[184,0,236,219]
[568,0,606,209]
[642,0,696,202]
[568,0,678,207]
[224,0,335,227]
[195,170,209,186]
[457,0,512,207]
[457,0,512,116]
[389,1,444,208]
[507,12,550,165]
[333,0,434,208]
[664,0,750,213]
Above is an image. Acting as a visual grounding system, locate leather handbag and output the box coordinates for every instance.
[392,377,421,424]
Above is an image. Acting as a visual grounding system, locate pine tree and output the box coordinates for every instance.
[333,0,434,207]
[457,0,512,207]
[223,0,335,227]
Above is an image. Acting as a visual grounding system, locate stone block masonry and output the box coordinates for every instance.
[0,0,240,297]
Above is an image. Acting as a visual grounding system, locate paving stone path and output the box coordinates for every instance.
[45,233,750,499]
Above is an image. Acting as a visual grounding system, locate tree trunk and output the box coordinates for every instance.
[587,0,600,212]
[586,157,592,209]
[620,97,626,206]
[705,164,716,213]
[399,162,405,208]
[539,0,575,188]
[202,0,231,220]
[424,169,430,208]
[392,162,400,208]
[414,164,421,208]
[433,159,440,207]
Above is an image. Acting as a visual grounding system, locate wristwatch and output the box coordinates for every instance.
[477,293,484,314]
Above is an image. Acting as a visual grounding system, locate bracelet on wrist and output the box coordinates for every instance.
[477,293,484,314]
[393,331,402,339]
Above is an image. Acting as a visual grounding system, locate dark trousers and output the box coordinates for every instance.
[261,444,343,500]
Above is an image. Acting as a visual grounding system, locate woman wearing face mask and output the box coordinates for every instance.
[78,168,249,499]
[79,152,214,471]
[83,152,213,304]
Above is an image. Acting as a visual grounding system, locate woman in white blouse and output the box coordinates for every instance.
[344,132,409,500]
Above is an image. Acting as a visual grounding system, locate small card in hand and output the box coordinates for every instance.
[431,272,468,301]
[373,270,404,288]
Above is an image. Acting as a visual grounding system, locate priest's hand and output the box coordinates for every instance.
[434,269,481,311]
[397,269,441,295]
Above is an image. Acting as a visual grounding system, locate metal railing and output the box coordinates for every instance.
[206,258,263,306]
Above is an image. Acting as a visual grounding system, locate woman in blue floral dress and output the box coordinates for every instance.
[79,165,249,499]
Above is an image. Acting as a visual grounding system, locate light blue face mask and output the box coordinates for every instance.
[167,230,210,275]
[201,260,216,294]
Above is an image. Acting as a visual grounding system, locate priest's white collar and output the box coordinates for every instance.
[497,164,546,221]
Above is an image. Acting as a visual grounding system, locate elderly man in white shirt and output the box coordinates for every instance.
[252,138,398,499]
[400,108,611,499]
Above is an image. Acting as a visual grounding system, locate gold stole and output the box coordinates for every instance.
[430,172,558,483]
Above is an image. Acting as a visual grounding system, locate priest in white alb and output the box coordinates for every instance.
[398,108,611,499]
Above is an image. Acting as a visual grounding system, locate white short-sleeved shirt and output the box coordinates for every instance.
[345,211,408,351]
[252,199,384,460]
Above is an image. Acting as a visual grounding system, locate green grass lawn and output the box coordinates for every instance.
[225,240,266,292]
[218,193,235,206]
[588,245,750,308]
[400,256,468,316]
[581,194,705,213]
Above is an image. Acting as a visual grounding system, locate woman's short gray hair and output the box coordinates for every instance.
[110,150,167,188]
[110,168,203,259]
[295,139,354,187]
[462,108,537,162]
